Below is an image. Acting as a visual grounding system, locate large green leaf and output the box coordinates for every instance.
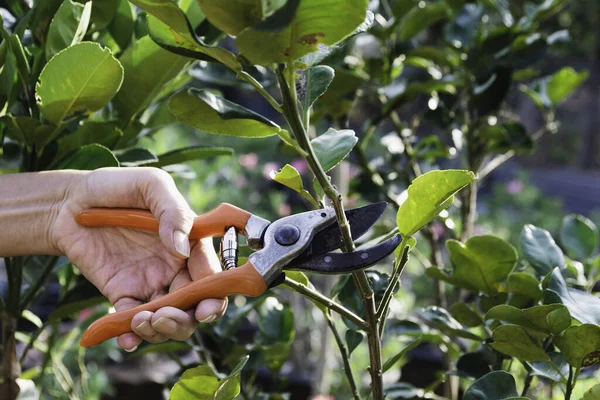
[271,164,318,207]
[520,225,565,276]
[130,0,241,71]
[56,144,120,170]
[112,35,188,123]
[169,365,219,400]
[236,0,369,65]
[148,146,234,168]
[485,304,571,335]
[544,268,600,325]
[444,235,517,294]
[450,302,483,328]
[400,2,452,40]
[527,352,569,383]
[311,128,357,172]
[506,272,543,301]
[196,0,264,35]
[114,148,158,167]
[417,306,483,341]
[303,65,335,111]
[169,88,284,138]
[490,325,549,362]
[463,371,528,400]
[36,42,124,126]
[2,116,55,151]
[214,356,248,400]
[54,120,123,164]
[583,385,600,400]
[45,0,92,59]
[546,67,588,105]
[560,214,598,261]
[397,170,474,237]
[108,0,135,50]
[554,325,600,368]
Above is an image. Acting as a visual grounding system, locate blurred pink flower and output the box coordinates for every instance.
[263,162,280,179]
[506,179,524,194]
[290,158,308,174]
[432,221,444,239]
[278,203,291,216]
[239,153,258,170]
[311,396,334,400]
[236,175,247,187]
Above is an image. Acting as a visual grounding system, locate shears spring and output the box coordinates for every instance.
[220,226,238,270]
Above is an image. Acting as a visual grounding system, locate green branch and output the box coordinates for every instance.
[324,311,361,400]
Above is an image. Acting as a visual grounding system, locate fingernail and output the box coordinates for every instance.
[125,345,138,353]
[174,230,190,257]
[153,317,175,333]
[135,321,148,331]
[199,314,217,323]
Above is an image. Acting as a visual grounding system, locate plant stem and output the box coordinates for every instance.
[19,256,59,311]
[238,71,283,114]
[276,64,383,400]
[521,372,533,397]
[324,311,361,400]
[284,277,369,331]
[376,244,410,336]
[565,367,574,400]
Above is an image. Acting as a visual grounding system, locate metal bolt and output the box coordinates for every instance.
[274,224,301,246]
[361,252,369,259]
[324,256,333,263]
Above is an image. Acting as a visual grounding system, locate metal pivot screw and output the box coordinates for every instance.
[274,224,301,246]
[220,226,238,270]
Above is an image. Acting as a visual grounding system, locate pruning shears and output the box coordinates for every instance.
[75,202,401,347]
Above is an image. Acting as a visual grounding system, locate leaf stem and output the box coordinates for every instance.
[237,71,283,114]
[324,310,361,400]
[276,64,383,400]
[283,276,369,331]
[376,243,410,336]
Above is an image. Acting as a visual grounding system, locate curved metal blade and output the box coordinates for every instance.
[301,202,388,258]
[288,234,402,274]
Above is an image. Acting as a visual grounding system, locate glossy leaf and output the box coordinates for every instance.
[527,352,568,383]
[303,66,335,111]
[397,170,474,237]
[400,2,452,40]
[128,342,192,358]
[45,0,92,59]
[417,306,483,341]
[544,267,600,325]
[112,35,188,123]
[520,225,565,276]
[554,325,600,368]
[271,164,318,207]
[236,0,368,65]
[485,304,571,335]
[506,272,543,301]
[560,214,598,261]
[445,235,517,294]
[463,371,528,400]
[56,144,120,170]
[36,42,124,126]
[196,0,264,35]
[546,67,588,105]
[148,146,234,168]
[168,365,220,400]
[169,89,284,138]
[345,330,364,356]
[382,337,422,373]
[450,302,483,328]
[311,128,357,172]
[108,0,135,50]
[214,356,248,400]
[490,325,549,362]
[55,120,123,164]
[114,148,158,167]
[583,384,600,400]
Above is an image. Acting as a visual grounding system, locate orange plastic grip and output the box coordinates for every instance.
[80,261,267,347]
[75,203,252,239]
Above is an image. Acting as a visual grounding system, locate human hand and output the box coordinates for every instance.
[50,167,227,351]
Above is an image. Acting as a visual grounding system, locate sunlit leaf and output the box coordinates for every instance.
[490,325,549,362]
[45,0,92,59]
[554,325,600,368]
[311,128,357,172]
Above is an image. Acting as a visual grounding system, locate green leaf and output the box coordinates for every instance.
[130,0,241,71]
[546,67,588,105]
[544,268,600,325]
[417,306,483,341]
[463,371,528,400]
[554,325,600,368]
[480,121,534,154]
[85,0,120,31]
[45,0,92,60]
[311,128,357,172]
[529,0,570,23]
[400,2,452,40]
[112,35,188,123]
[114,148,158,167]
[148,145,234,168]
[485,304,571,335]
[36,42,124,126]
[490,325,549,362]
[169,88,284,138]
[257,298,295,374]
[214,356,248,400]
[196,0,264,35]
[520,225,565,276]
[128,342,192,358]
[345,330,364,356]
[169,365,220,400]
[2,116,55,151]
[560,214,598,261]
[506,272,543,301]
[382,338,422,373]
[397,170,474,237]
[56,144,120,170]
[108,0,135,50]
[236,0,369,65]
[304,66,335,111]
[54,120,123,164]
[450,302,483,327]
[271,164,318,207]
[48,279,105,324]
[445,235,518,294]
[0,42,17,116]
[583,384,600,400]
[456,347,497,379]
[527,352,569,383]
[384,383,420,399]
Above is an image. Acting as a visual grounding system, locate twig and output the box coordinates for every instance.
[376,244,410,336]
[324,311,361,400]
[237,71,283,114]
[284,277,369,331]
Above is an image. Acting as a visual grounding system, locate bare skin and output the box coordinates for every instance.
[0,167,227,351]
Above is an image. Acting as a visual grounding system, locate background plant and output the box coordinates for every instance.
[1,0,599,400]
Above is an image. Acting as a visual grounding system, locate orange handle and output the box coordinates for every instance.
[80,262,267,347]
[75,203,252,239]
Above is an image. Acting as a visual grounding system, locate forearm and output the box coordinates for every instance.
[0,171,85,256]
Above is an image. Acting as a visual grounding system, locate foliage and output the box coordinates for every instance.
[0,0,597,400]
